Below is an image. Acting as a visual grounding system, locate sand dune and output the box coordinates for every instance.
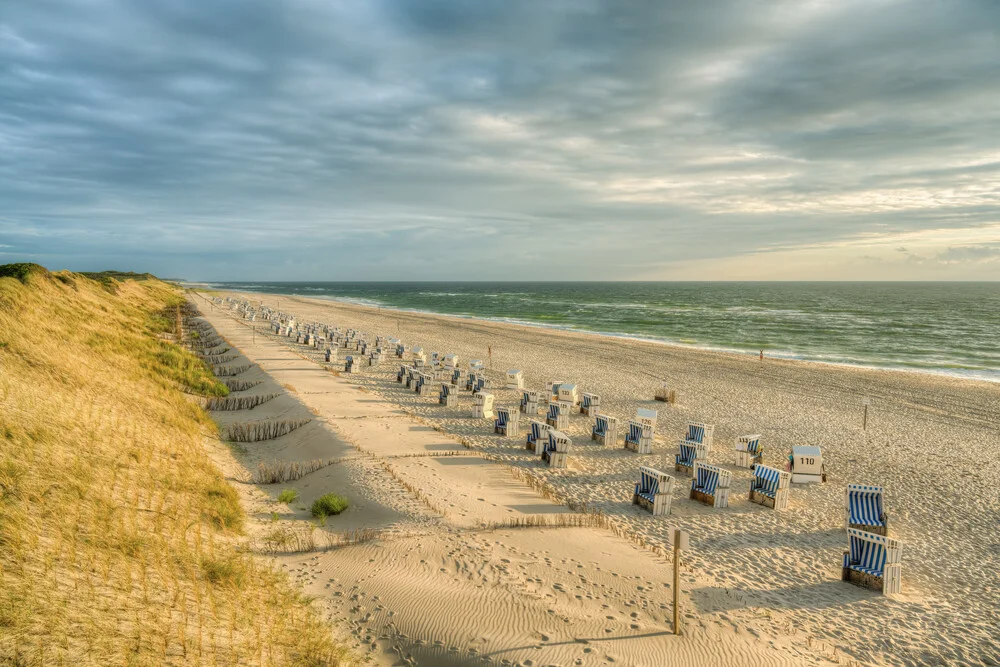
[198,291,1000,666]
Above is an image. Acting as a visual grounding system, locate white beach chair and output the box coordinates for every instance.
[690,462,732,508]
[580,393,600,416]
[472,392,495,419]
[591,414,619,446]
[845,485,889,536]
[674,441,707,476]
[624,420,654,455]
[735,434,763,468]
[633,466,674,516]
[505,369,524,390]
[748,465,790,510]
[520,390,540,415]
[842,528,902,595]
[526,420,551,455]
[439,383,457,407]
[494,407,520,437]
[542,431,571,468]
[790,445,825,484]
[557,383,579,407]
[545,401,571,430]
[444,354,459,369]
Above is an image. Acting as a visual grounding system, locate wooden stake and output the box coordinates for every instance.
[673,543,681,635]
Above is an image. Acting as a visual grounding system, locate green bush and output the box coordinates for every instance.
[310,493,349,518]
[277,488,299,504]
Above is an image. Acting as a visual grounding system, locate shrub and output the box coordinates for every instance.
[311,493,349,518]
[277,488,299,504]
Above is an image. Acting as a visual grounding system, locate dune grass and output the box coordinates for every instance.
[0,267,346,665]
[311,494,350,519]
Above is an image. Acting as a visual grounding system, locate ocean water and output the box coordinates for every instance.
[203,281,1000,382]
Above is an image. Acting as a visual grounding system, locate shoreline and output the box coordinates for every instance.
[215,286,1000,387]
[201,288,1000,665]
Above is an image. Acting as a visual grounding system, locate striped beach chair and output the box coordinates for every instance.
[546,402,569,430]
[580,393,600,416]
[624,420,653,454]
[845,485,889,536]
[474,376,487,394]
[542,431,570,468]
[675,441,707,475]
[494,407,520,437]
[520,390,539,415]
[465,373,478,392]
[685,422,714,449]
[633,466,674,516]
[526,420,551,455]
[439,383,457,407]
[735,434,763,468]
[842,528,902,594]
[748,465,790,510]
[591,414,619,446]
[690,462,731,508]
[450,368,464,386]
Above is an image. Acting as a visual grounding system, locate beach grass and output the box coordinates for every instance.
[0,267,346,665]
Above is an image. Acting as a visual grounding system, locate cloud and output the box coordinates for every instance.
[0,0,998,279]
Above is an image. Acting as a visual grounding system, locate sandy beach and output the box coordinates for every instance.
[197,290,1000,666]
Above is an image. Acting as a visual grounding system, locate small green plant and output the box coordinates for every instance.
[311,493,349,519]
[200,555,246,588]
[271,512,280,522]
[277,488,299,504]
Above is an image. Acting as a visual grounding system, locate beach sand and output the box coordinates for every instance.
[198,291,1000,666]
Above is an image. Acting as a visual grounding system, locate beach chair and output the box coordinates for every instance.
[520,390,540,415]
[450,368,465,386]
[325,348,339,363]
[546,401,570,430]
[789,445,826,484]
[396,343,406,358]
[411,347,426,364]
[557,384,579,407]
[633,466,674,516]
[674,441,707,475]
[842,528,902,595]
[418,373,434,396]
[542,431,570,468]
[439,383,457,407]
[690,462,732,508]
[545,381,563,404]
[368,352,381,367]
[494,407,520,437]
[748,465,790,510]
[465,372,478,392]
[654,383,676,404]
[444,354,459,369]
[591,414,619,446]
[624,420,654,455]
[405,368,418,389]
[526,420,551,455]
[344,355,361,374]
[472,392,495,419]
[685,422,714,450]
[474,376,487,394]
[845,485,889,536]
[469,359,485,375]
[506,370,524,390]
[735,434,763,468]
[580,393,600,416]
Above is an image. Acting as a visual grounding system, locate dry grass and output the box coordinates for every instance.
[253,459,340,485]
[223,419,311,443]
[0,268,347,666]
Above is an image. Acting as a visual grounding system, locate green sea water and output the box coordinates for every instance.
[205,281,1000,382]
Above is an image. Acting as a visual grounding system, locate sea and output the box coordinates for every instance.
[201,282,1000,383]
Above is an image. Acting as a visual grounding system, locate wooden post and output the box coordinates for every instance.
[252,325,255,346]
[673,529,688,635]
[863,398,871,431]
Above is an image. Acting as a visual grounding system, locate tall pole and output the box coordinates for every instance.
[673,544,681,635]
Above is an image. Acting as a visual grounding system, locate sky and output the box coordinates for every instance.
[1,0,999,281]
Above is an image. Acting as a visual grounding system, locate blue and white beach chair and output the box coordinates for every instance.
[520,390,540,415]
[690,462,732,508]
[675,441,707,475]
[633,466,674,516]
[842,528,901,594]
[748,464,790,510]
[580,393,600,416]
[439,383,457,407]
[845,485,889,536]
[735,434,763,468]
[494,407,520,436]
[591,414,619,446]
[546,402,570,430]
[685,422,715,449]
[526,420,551,455]
[542,431,570,468]
[624,420,654,454]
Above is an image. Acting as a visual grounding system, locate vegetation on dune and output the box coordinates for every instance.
[311,494,350,519]
[0,264,345,665]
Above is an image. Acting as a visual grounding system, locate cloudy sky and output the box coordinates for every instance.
[2,0,998,280]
